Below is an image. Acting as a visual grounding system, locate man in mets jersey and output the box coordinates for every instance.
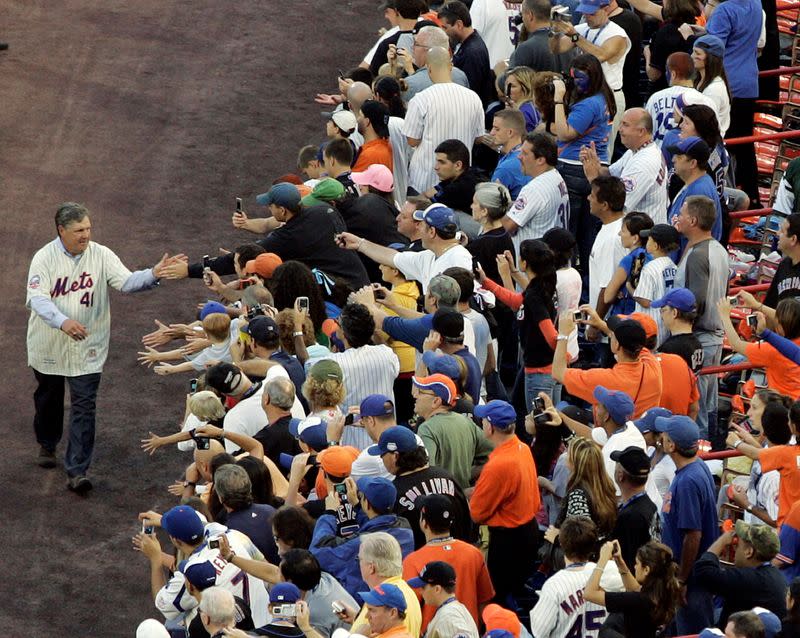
[26,202,178,493]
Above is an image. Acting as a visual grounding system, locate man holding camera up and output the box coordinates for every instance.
[248,583,325,638]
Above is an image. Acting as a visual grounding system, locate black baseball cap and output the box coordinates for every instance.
[418,494,454,530]
[610,446,651,477]
[639,223,680,250]
[432,309,464,343]
[606,316,646,353]
[407,561,457,589]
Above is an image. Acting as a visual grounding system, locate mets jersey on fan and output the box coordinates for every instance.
[26,238,156,377]
[609,142,669,223]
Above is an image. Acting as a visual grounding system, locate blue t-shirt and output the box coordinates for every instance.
[661,459,718,563]
[610,247,652,316]
[226,503,279,564]
[779,511,800,583]
[492,145,531,199]
[453,346,482,404]
[668,174,723,253]
[706,0,762,98]
[520,101,541,132]
[557,94,611,163]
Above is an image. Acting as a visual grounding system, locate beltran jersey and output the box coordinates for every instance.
[26,239,155,377]
[529,562,624,638]
[634,255,677,344]
[609,142,669,224]
[645,86,717,146]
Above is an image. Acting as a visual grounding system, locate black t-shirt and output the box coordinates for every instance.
[519,281,556,368]
[467,228,514,284]
[612,492,657,569]
[609,8,643,108]
[765,257,800,308]
[432,168,488,214]
[453,31,495,107]
[254,415,302,470]
[659,332,704,373]
[227,503,280,564]
[188,595,254,638]
[334,172,360,199]
[604,591,659,638]
[369,21,437,76]
[648,22,692,93]
[393,465,475,548]
[254,623,306,637]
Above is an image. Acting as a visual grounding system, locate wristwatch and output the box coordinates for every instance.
[327,441,339,447]
[556,335,569,342]
[570,33,580,43]
[183,480,197,488]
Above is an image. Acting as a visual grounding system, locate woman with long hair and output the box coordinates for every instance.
[504,66,541,131]
[478,239,559,405]
[532,72,561,134]
[269,261,328,343]
[692,35,731,137]
[553,54,616,277]
[237,455,283,508]
[585,540,682,638]
[302,359,346,421]
[644,0,701,91]
[374,75,406,118]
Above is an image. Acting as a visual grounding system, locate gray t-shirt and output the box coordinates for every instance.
[402,67,470,103]
[306,571,359,637]
[508,28,577,73]
[675,238,729,340]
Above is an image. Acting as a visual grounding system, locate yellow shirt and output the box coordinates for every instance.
[381,280,420,374]
[352,575,422,638]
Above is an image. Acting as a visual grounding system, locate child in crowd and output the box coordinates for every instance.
[634,223,680,344]
[604,212,654,317]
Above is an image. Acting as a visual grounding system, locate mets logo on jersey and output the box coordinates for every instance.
[28,275,41,290]
[51,272,94,298]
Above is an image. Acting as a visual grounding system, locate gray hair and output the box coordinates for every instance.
[474,182,512,219]
[359,531,402,578]
[417,25,449,49]
[189,391,226,422]
[198,586,236,626]
[55,202,88,231]
[214,464,253,510]
[266,377,295,410]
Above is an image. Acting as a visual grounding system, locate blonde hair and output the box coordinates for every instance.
[566,438,618,533]
[302,375,345,411]
[189,391,226,422]
[202,313,231,342]
[275,309,315,354]
[507,66,537,103]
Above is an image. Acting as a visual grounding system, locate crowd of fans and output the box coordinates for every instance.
[129,0,800,637]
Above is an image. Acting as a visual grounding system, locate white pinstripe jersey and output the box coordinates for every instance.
[507,168,570,259]
[26,239,145,377]
[403,83,485,193]
[634,255,677,345]
[644,86,717,146]
[609,142,669,224]
[529,562,624,638]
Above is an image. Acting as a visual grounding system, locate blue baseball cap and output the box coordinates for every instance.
[694,34,725,59]
[161,505,204,544]
[474,400,517,429]
[412,374,457,406]
[270,582,302,604]
[593,386,634,425]
[256,182,302,208]
[484,632,516,638]
[654,415,700,449]
[576,0,610,14]
[356,476,397,513]
[633,407,673,434]
[666,136,711,163]
[359,583,407,612]
[651,287,697,312]
[407,561,456,589]
[243,315,279,344]
[368,425,419,456]
[360,394,395,418]
[200,301,227,320]
[183,561,217,590]
[421,351,461,381]
[753,607,782,638]
[412,203,458,232]
[289,416,329,451]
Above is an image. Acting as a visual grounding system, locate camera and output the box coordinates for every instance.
[332,601,346,614]
[208,536,221,549]
[512,13,523,25]
[572,310,583,322]
[545,71,574,95]
[344,413,360,426]
[306,454,318,467]
[246,304,267,320]
[297,296,309,312]
[371,282,387,300]
[142,522,155,535]
[272,604,297,617]
[194,436,211,451]
[202,254,212,286]
[533,396,546,413]
[189,378,198,393]
[728,295,739,306]
[472,257,482,278]
[550,5,572,21]
[747,314,758,329]
[534,412,551,426]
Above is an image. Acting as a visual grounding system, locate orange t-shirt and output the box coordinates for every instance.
[759,444,800,526]
[402,539,495,631]
[744,340,800,399]
[470,436,540,527]
[352,138,394,173]
[657,352,699,416]
[562,349,663,418]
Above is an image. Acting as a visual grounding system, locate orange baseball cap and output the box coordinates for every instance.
[622,312,658,340]
[482,603,520,638]
[245,252,283,279]
[412,374,457,406]
[317,446,360,478]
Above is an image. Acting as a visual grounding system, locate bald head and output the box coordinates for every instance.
[194,439,225,480]
[619,108,653,150]
[348,82,374,114]
[427,46,451,71]
[666,52,695,83]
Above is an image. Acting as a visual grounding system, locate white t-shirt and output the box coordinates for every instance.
[609,142,668,223]
[188,339,232,371]
[593,422,647,494]
[575,20,631,91]
[393,244,473,293]
[773,173,795,215]
[529,562,624,638]
[507,168,570,259]
[634,255,677,345]
[649,449,676,508]
[645,86,718,145]
[464,308,491,372]
[470,0,518,67]
[702,76,731,137]
[557,267,582,362]
[589,218,626,312]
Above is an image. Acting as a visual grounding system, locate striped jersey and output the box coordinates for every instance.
[404,83,485,193]
[609,142,669,224]
[529,562,624,638]
[644,86,717,146]
[26,238,157,377]
[507,168,569,259]
[634,255,677,345]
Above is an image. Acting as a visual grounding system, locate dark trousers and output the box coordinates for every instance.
[558,161,599,279]
[726,97,760,206]
[33,369,102,477]
[487,519,541,606]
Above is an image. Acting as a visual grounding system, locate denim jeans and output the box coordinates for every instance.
[524,372,556,411]
[694,332,722,441]
[33,369,102,477]
[558,161,598,279]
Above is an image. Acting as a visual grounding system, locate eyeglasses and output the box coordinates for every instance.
[412,40,426,48]
[416,391,436,397]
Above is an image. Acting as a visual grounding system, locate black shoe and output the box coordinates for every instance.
[66,475,92,493]
[37,447,57,468]
[0,43,8,51]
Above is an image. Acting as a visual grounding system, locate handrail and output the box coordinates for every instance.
[758,65,800,78]
[699,449,743,460]
[726,129,800,145]
[728,207,773,219]
[776,1,800,10]
[728,283,771,294]
[696,362,755,376]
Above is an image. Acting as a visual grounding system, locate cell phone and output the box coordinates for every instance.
[747,314,758,329]
[728,295,739,306]
[334,482,348,497]
[235,197,243,213]
[208,536,221,549]
[338,69,345,79]
[189,378,198,393]
[572,310,583,322]
[332,601,346,614]
[533,412,550,426]
[297,296,309,312]
[202,254,211,269]
[472,257,482,278]
[202,254,212,285]
[142,522,155,535]
[344,413,358,426]
[533,396,546,413]
[194,436,210,450]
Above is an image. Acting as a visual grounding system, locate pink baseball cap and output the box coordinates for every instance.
[351,164,394,193]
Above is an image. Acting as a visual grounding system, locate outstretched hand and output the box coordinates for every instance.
[153,253,187,279]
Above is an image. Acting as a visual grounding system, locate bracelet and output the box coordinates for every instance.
[357,238,365,251]
[619,570,629,575]
[593,566,604,572]
[554,102,564,105]
[293,331,304,337]
[733,439,743,449]
[224,551,236,562]
[556,335,569,341]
